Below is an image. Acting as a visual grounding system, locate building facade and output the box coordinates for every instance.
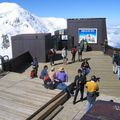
[67,18,107,50]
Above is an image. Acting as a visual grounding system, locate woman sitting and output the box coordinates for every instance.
[47,67,58,89]
[81,59,91,76]
[55,67,70,96]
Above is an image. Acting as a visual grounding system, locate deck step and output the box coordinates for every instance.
[45,105,64,120]
[30,93,68,120]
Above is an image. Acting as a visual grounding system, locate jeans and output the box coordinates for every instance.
[86,93,96,112]
[117,65,120,80]
[83,68,90,76]
[56,83,68,92]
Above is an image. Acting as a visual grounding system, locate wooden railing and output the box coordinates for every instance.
[105,45,120,57]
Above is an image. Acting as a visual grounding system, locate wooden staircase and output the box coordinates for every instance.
[27,83,73,120]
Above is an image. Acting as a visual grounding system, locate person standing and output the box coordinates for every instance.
[112,51,119,74]
[116,52,120,80]
[48,48,56,66]
[103,39,108,54]
[61,47,68,65]
[73,69,86,104]
[83,39,88,52]
[85,75,99,112]
[71,46,77,63]
[78,39,84,62]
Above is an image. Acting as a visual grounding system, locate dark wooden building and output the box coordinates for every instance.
[54,29,68,50]
[11,33,52,62]
[67,18,107,50]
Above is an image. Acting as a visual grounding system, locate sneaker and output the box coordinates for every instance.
[73,101,76,104]
[80,98,83,101]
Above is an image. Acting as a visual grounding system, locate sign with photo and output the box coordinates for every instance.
[78,28,97,43]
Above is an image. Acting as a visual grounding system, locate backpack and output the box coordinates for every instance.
[43,75,49,81]
[30,70,35,78]
[71,48,77,54]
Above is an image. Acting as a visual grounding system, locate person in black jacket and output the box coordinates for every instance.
[73,69,86,104]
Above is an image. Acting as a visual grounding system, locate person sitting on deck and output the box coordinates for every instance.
[56,67,68,82]
[81,59,91,76]
[55,67,70,95]
[30,66,36,79]
[40,65,49,88]
[47,67,58,89]
[31,57,39,77]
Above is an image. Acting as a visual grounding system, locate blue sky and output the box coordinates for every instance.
[0,0,120,23]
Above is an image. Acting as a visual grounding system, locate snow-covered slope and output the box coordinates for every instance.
[0,2,66,58]
[0,2,120,59]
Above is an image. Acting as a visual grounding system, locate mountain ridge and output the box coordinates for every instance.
[0,2,120,59]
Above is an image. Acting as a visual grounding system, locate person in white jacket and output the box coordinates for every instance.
[61,47,68,65]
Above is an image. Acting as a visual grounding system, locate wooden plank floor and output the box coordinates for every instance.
[0,72,61,120]
[53,51,120,120]
[37,50,120,97]
[0,51,120,120]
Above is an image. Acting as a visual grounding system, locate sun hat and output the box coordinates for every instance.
[58,67,65,71]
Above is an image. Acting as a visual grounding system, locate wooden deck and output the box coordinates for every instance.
[0,72,64,120]
[53,51,120,120]
[0,51,120,120]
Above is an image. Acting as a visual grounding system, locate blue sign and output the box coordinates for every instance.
[78,28,97,43]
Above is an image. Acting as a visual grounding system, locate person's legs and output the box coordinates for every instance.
[113,65,115,73]
[80,88,84,100]
[78,53,80,61]
[115,64,117,74]
[80,52,82,62]
[52,57,55,65]
[117,66,120,80]
[73,89,79,104]
[72,54,74,62]
[73,54,76,62]
[49,57,52,66]
[35,67,38,77]
[56,83,67,92]
[63,57,67,65]
[86,100,91,112]
[86,93,96,112]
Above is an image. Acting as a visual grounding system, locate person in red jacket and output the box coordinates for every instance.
[48,48,56,66]
[71,46,77,63]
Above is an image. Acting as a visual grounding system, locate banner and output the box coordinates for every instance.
[78,28,97,43]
